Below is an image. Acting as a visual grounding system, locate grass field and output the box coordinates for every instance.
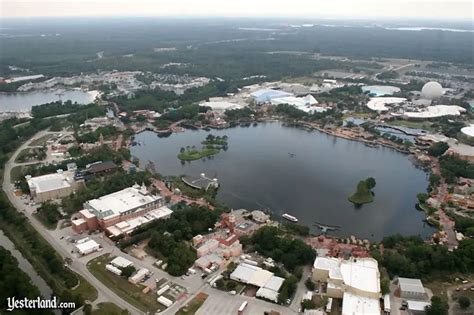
[176,292,208,315]
[30,134,54,146]
[92,302,128,315]
[87,254,164,314]
[10,164,36,183]
[387,119,436,132]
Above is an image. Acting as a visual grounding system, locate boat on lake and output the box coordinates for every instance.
[282,213,298,223]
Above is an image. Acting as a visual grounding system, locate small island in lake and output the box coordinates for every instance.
[178,134,228,161]
[348,177,376,205]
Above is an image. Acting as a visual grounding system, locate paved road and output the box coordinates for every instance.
[2,130,143,315]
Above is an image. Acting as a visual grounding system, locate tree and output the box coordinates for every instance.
[301,299,316,311]
[425,296,448,315]
[458,296,470,309]
[120,265,136,278]
[366,177,376,190]
[305,278,316,291]
[381,278,390,295]
[417,193,429,204]
[427,142,449,157]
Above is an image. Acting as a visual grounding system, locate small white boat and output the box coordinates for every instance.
[282,213,298,223]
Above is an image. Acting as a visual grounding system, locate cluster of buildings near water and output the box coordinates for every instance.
[365,81,467,119]
[8,70,211,97]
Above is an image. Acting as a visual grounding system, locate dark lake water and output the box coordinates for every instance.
[0,90,98,112]
[131,122,434,240]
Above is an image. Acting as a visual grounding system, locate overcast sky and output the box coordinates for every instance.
[2,0,472,20]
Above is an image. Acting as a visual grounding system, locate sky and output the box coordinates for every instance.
[1,0,473,20]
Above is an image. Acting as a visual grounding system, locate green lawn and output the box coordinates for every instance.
[387,119,435,132]
[348,191,374,204]
[30,134,54,146]
[178,148,220,161]
[87,254,164,314]
[176,292,208,315]
[92,302,128,315]
[74,274,99,302]
[10,165,36,183]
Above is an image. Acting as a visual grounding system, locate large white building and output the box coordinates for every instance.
[26,170,80,202]
[230,263,285,302]
[84,183,163,221]
[312,257,381,315]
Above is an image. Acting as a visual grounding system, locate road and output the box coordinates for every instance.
[2,129,143,315]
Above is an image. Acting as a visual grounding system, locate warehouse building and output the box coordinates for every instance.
[230,263,285,302]
[251,89,294,103]
[312,257,381,314]
[397,277,428,301]
[26,170,82,202]
[73,184,172,236]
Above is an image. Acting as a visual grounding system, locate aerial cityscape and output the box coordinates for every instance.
[0,1,473,315]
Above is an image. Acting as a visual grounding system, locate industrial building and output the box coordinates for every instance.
[230,263,285,302]
[73,184,172,236]
[251,89,294,103]
[75,238,101,255]
[26,170,82,202]
[312,257,381,314]
[397,277,428,301]
[182,173,219,191]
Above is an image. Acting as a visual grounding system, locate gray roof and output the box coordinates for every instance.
[398,277,425,294]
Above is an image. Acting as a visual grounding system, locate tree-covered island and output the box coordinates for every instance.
[177,134,228,161]
[348,177,376,205]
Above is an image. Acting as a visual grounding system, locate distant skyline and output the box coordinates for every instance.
[2,0,473,20]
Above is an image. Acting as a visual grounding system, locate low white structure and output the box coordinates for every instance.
[407,300,431,314]
[110,256,133,269]
[75,239,100,255]
[342,292,381,315]
[366,97,407,112]
[106,264,122,275]
[461,124,474,138]
[404,105,466,119]
[106,206,173,237]
[157,296,173,308]
[129,267,150,284]
[271,94,326,114]
[199,101,243,114]
[230,263,285,302]
[362,85,401,96]
[398,277,427,300]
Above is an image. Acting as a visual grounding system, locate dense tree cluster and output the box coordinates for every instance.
[75,126,120,143]
[224,107,255,121]
[148,233,197,276]
[374,235,474,279]
[277,275,298,304]
[425,296,449,315]
[0,248,52,315]
[0,193,82,300]
[36,202,62,227]
[247,226,315,272]
[439,155,474,183]
[427,142,449,157]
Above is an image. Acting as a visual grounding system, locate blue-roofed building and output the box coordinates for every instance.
[250,89,294,103]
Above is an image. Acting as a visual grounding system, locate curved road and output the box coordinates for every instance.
[2,130,143,315]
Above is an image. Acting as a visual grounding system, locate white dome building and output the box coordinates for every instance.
[421,81,443,100]
[461,124,474,138]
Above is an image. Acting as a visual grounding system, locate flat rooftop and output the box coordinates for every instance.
[342,292,380,315]
[86,184,161,219]
[27,172,73,194]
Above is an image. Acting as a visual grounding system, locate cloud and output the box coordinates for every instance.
[2,0,472,19]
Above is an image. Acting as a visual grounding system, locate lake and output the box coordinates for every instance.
[131,122,434,240]
[0,89,99,112]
